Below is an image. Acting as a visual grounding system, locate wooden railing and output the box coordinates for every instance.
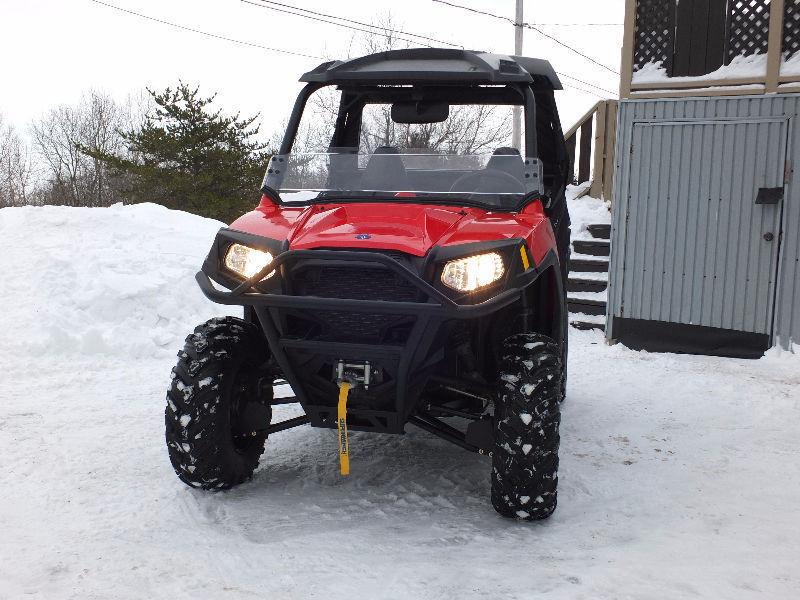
[564,100,618,201]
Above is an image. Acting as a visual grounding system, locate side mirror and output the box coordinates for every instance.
[391,101,449,124]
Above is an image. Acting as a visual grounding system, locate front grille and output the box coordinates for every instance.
[301,265,418,301]
[289,259,419,343]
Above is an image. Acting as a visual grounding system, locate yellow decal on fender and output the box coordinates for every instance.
[520,245,530,270]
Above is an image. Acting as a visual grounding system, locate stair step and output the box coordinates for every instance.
[567,297,607,316]
[567,278,607,293]
[587,224,611,240]
[570,320,605,332]
[569,257,609,273]
[569,270,608,282]
[573,239,610,257]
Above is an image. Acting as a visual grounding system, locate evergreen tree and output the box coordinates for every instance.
[84,83,269,222]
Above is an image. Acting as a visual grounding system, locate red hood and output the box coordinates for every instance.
[288,203,470,255]
[228,197,552,260]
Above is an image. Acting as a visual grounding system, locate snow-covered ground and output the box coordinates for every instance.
[566,183,611,234]
[1,202,799,600]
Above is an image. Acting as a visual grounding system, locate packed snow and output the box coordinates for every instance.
[566,183,611,234]
[783,51,800,77]
[1,201,799,599]
[632,54,768,85]
[631,52,800,87]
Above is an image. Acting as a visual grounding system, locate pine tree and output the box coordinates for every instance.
[84,83,269,223]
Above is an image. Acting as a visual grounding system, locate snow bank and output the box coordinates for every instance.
[0,203,234,358]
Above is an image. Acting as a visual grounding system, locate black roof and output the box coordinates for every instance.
[300,48,562,90]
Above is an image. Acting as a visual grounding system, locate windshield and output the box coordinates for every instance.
[264,150,542,209]
[265,88,543,209]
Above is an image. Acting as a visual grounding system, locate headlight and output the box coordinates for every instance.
[441,252,504,292]
[224,243,275,279]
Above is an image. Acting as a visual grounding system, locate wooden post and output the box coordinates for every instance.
[766,0,786,93]
[565,135,576,184]
[619,0,637,99]
[578,118,593,184]
[590,101,608,199]
[602,101,618,203]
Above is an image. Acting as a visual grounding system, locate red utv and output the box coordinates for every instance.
[165,49,571,520]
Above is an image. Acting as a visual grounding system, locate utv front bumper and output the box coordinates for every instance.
[196,228,557,434]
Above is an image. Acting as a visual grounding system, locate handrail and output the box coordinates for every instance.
[564,101,603,141]
[564,100,618,201]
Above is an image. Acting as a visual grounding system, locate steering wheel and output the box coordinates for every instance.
[448,170,525,195]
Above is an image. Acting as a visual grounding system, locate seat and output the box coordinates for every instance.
[485,147,526,184]
[361,146,409,192]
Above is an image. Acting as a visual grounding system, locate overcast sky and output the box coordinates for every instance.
[1,0,625,142]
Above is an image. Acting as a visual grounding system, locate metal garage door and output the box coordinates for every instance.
[620,118,788,335]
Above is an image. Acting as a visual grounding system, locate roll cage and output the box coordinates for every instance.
[266,49,571,216]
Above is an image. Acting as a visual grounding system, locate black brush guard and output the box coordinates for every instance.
[196,231,550,434]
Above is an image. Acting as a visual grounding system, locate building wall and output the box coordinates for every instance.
[607,95,800,351]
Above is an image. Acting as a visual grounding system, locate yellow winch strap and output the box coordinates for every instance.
[337,382,351,476]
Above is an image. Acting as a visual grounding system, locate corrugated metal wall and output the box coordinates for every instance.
[608,95,800,349]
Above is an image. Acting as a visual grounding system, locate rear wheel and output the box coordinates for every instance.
[165,316,272,490]
[491,333,562,520]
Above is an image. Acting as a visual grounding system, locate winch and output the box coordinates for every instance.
[335,359,374,389]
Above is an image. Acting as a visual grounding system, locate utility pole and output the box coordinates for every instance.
[512,0,524,151]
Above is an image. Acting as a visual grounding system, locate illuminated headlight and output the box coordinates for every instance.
[224,243,275,279]
[441,252,505,292]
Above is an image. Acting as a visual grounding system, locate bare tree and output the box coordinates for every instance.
[30,90,128,206]
[360,103,513,155]
[0,114,35,207]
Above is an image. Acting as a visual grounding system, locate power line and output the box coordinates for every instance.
[562,83,604,98]
[241,0,463,49]
[239,0,434,47]
[88,0,321,59]
[431,1,620,26]
[245,0,463,48]
[431,0,620,74]
[537,23,623,27]
[88,0,610,99]
[244,0,614,95]
[432,0,525,24]
[243,0,613,96]
[556,72,616,96]
[526,24,619,75]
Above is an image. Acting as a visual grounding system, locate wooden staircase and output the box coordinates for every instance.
[568,224,610,331]
[562,101,617,333]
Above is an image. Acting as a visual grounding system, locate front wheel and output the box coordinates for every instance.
[491,333,562,520]
[165,316,273,490]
